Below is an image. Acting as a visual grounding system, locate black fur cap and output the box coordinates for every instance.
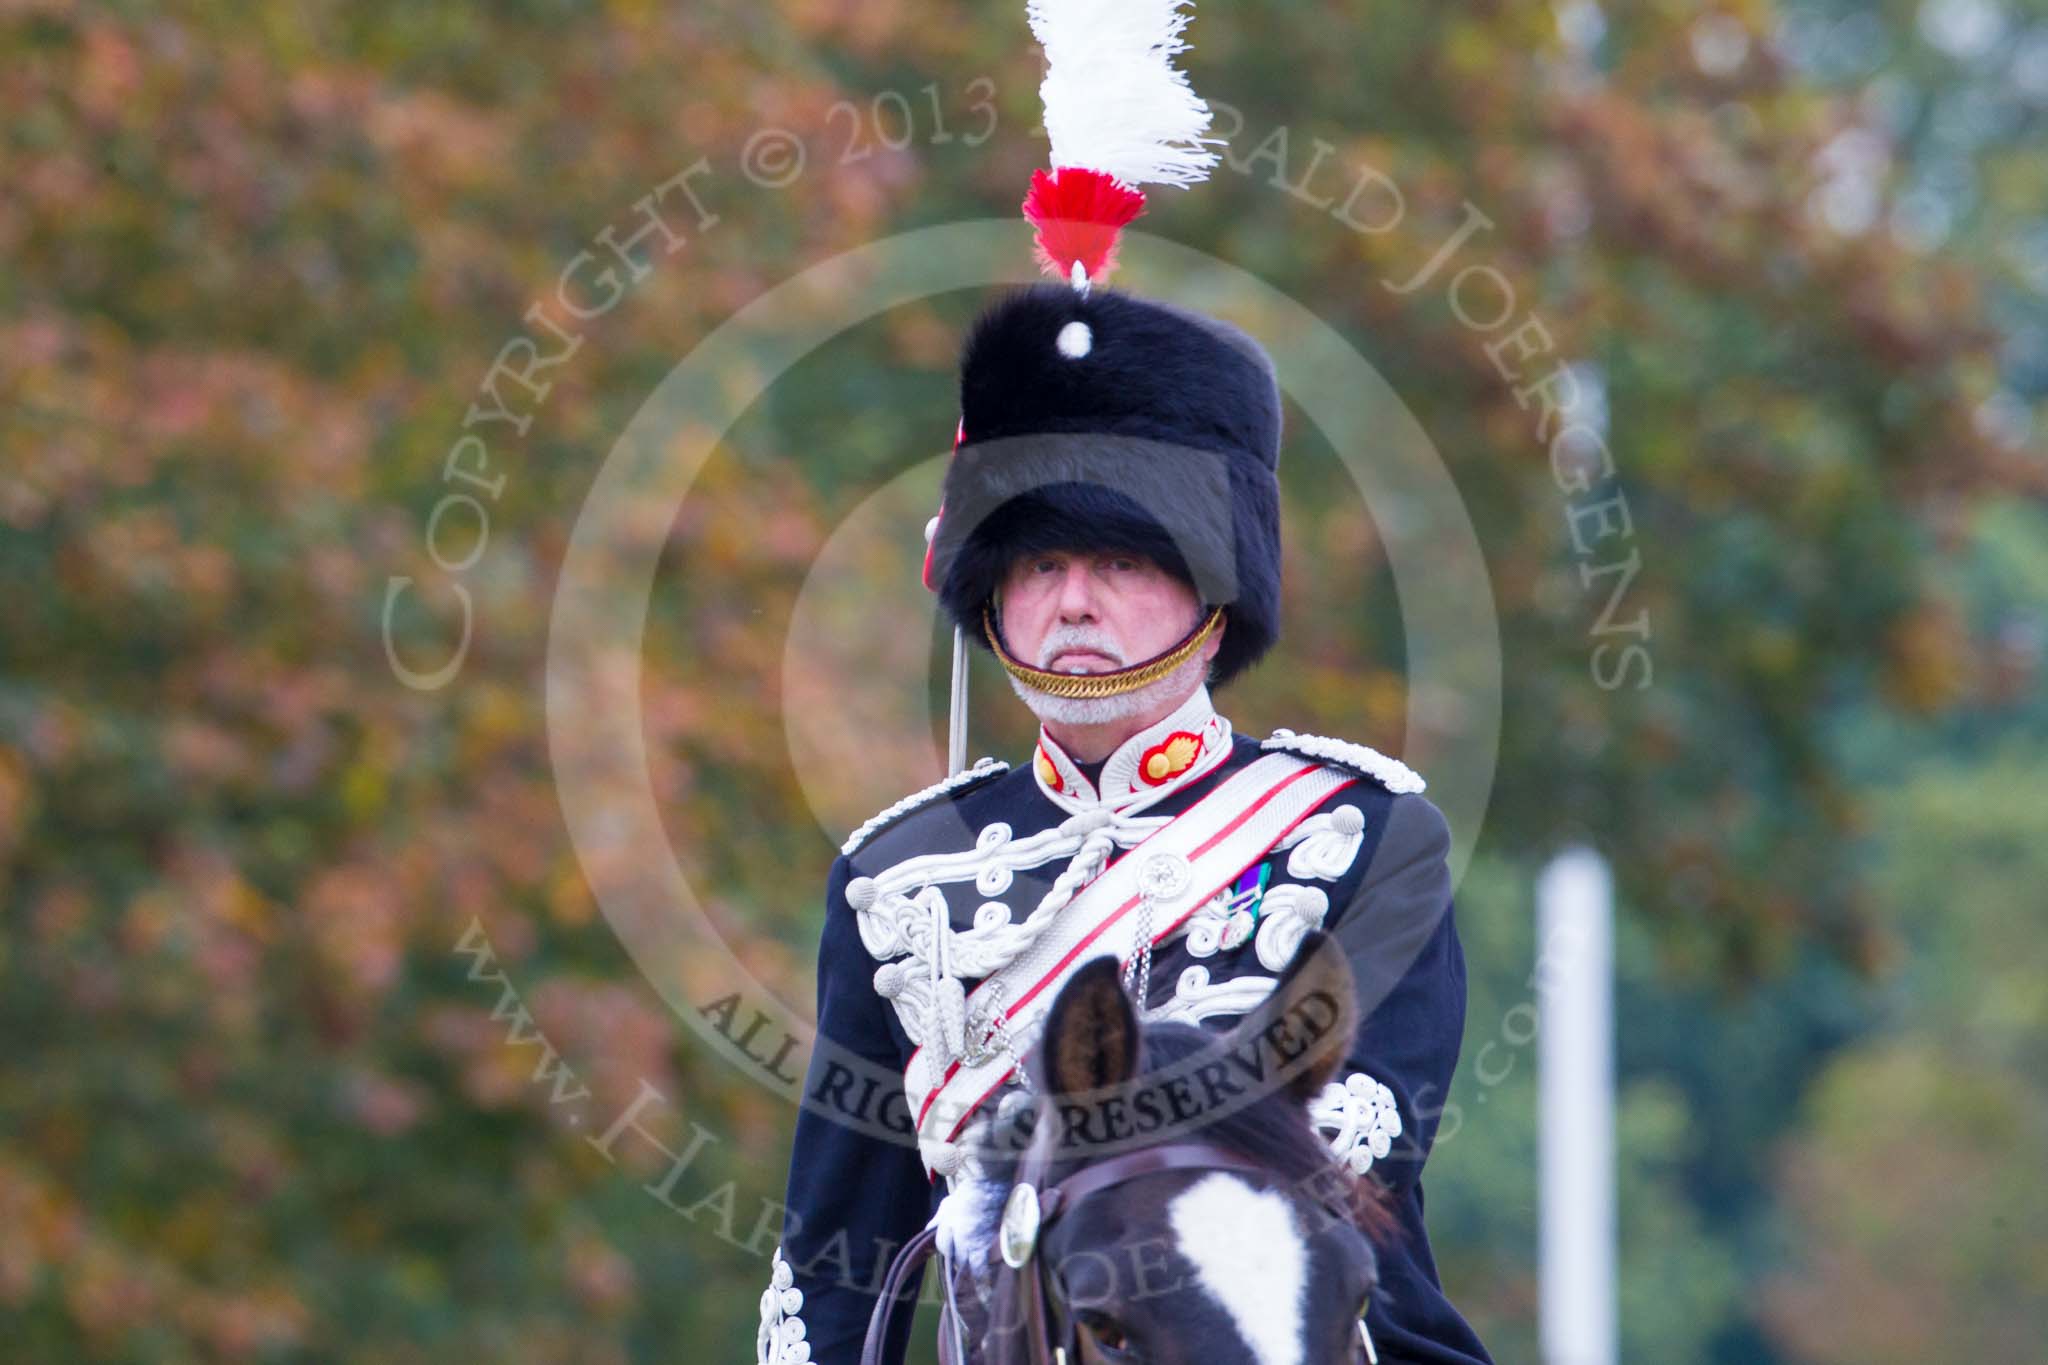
[927,283,1283,687]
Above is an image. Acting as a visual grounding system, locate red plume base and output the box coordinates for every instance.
[1022,166,1146,285]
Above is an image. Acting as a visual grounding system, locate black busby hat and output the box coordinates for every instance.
[924,283,1283,687]
[918,0,1284,689]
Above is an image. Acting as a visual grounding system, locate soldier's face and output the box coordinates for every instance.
[996,549,1214,674]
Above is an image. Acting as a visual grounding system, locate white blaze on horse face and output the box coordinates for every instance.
[1167,1173,1307,1365]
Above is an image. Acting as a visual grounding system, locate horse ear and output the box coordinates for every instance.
[1226,929,1358,1104]
[1036,955,1140,1098]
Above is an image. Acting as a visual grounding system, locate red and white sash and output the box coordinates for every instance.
[906,751,1358,1174]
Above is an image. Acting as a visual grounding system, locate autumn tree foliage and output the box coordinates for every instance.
[2,0,2039,1359]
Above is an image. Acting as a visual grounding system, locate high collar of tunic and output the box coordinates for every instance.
[1029,685,1234,814]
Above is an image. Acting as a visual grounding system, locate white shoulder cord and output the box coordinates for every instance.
[856,787,1192,1177]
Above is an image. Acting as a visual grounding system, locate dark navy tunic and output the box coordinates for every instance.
[758,690,1492,1364]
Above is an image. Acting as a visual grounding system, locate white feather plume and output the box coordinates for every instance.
[1027,0,1222,188]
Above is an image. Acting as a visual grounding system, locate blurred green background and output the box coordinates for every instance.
[3,0,2045,1361]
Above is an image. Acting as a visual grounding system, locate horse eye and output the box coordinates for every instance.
[1080,1310,1132,1355]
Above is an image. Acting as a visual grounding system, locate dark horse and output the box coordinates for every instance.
[869,929,1393,1365]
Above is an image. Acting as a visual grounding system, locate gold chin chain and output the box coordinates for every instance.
[982,605,1225,700]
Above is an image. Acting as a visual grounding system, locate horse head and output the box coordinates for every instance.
[968,929,1391,1365]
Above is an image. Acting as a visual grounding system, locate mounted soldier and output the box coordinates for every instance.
[757,3,1491,1361]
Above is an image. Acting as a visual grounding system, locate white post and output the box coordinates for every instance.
[1537,846,1616,1365]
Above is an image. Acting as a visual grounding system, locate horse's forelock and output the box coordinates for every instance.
[1139,1023,1334,1183]
[961,1021,1393,1280]
[1138,1023,1398,1242]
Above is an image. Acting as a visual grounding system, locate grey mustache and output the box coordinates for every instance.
[1036,630,1126,669]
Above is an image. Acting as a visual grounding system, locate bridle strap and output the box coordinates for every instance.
[1006,1139,1289,1365]
[1036,1141,1268,1224]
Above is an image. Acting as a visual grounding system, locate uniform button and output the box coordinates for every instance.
[1139,852,1192,901]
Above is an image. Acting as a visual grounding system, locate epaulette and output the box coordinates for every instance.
[839,757,1011,856]
[1260,729,1425,794]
